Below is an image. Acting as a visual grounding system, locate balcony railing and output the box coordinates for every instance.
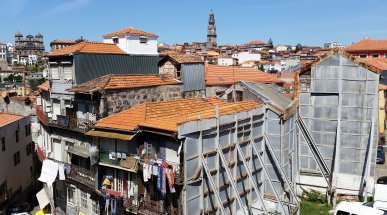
[137,196,180,215]
[47,115,94,133]
[99,151,138,172]
[49,158,95,189]
[65,163,95,189]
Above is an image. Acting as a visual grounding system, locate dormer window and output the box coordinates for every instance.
[140,36,148,44]
[112,37,119,44]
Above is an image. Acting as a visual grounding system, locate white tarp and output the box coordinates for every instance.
[38,159,59,186]
[58,164,65,180]
[36,188,50,209]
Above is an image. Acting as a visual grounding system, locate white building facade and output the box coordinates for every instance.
[217,56,234,66]
[232,51,261,64]
[103,27,159,55]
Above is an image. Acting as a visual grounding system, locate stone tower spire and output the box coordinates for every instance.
[206,10,217,49]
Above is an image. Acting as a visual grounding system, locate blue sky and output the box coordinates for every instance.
[1,0,387,49]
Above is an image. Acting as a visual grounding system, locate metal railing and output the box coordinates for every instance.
[99,151,138,172]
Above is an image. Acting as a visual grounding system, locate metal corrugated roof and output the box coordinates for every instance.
[241,81,292,111]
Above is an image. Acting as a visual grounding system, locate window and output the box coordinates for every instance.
[140,36,148,44]
[14,151,20,166]
[16,130,19,143]
[50,65,59,80]
[30,166,33,177]
[80,190,88,209]
[372,54,380,58]
[385,54,387,58]
[112,38,119,44]
[92,200,99,215]
[25,124,31,136]
[359,54,368,58]
[236,91,243,101]
[67,187,75,204]
[1,137,5,151]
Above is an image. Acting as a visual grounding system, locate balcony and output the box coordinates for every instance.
[47,115,94,133]
[49,158,95,189]
[137,196,180,215]
[35,105,48,125]
[66,164,95,188]
[99,151,138,172]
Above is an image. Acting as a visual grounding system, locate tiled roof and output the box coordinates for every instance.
[47,41,127,56]
[95,98,260,132]
[103,27,159,38]
[0,113,24,127]
[345,38,387,52]
[169,54,203,64]
[51,39,76,44]
[37,80,50,91]
[362,58,387,71]
[247,40,267,45]
[379,84,387,91]
[205,65,284,86]
[68,74,180,93]
[297,49,384,75]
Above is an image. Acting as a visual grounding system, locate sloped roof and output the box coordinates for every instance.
[297,49,384,75]
[51,39,76,44]
[47,41,127,56]
[247,40,267,45]
[68,74,180,93]
[362,58,387,71]
[94,97,260,132]
[241,81,292,112]
[205,65,284,86]
[37,80,50,91]
[103,27,159,38]
[0,113,24,127]
[345,38,387,52]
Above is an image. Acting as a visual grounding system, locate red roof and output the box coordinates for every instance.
[247,40,267,45]
[95,98,260,132]
[104,27,159,38]
[0,113,24,127]
[68,74,180,93]
[345,38,387,52]
[205,65,284,86]
[362,58,387,71]
[47,41,126,56]
[37,81,50,91]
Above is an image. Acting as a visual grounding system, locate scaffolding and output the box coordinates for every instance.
[180,103,299,214]
[298,54,379,199]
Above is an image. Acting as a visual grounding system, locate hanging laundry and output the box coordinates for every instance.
[166,169,176,193]
[152,165,158,176]
[105,196,110,213]
[148,164,152,180]
[149,159,155,165]
[111,198,117,215]
[162,167,168,195]
[38,159,59,186]
[169,168,174,185]
[157,165,162,191]
[58,164,65,180]
[143,163,149,182]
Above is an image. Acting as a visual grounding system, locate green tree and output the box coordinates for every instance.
[15,75,23,82]
[29,78,45,91]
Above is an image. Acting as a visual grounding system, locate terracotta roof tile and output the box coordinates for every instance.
[169,54,203,64]
[47,41,126,56]
[0,113,24,127]
[104,27,159,38]
[51,39,76,44]
[37,81,50,91]
[205,65,284,86]
[345,38,387,52]
[68,74,180,93]
[247,40,267,45]
[95,98,261,132]
[362,58,387,71]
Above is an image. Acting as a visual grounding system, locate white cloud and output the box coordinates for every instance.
[46,0,92,16]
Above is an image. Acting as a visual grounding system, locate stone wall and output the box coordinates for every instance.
[205,85,229,97]
[0,96,36,116]
[104,84,205,116]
